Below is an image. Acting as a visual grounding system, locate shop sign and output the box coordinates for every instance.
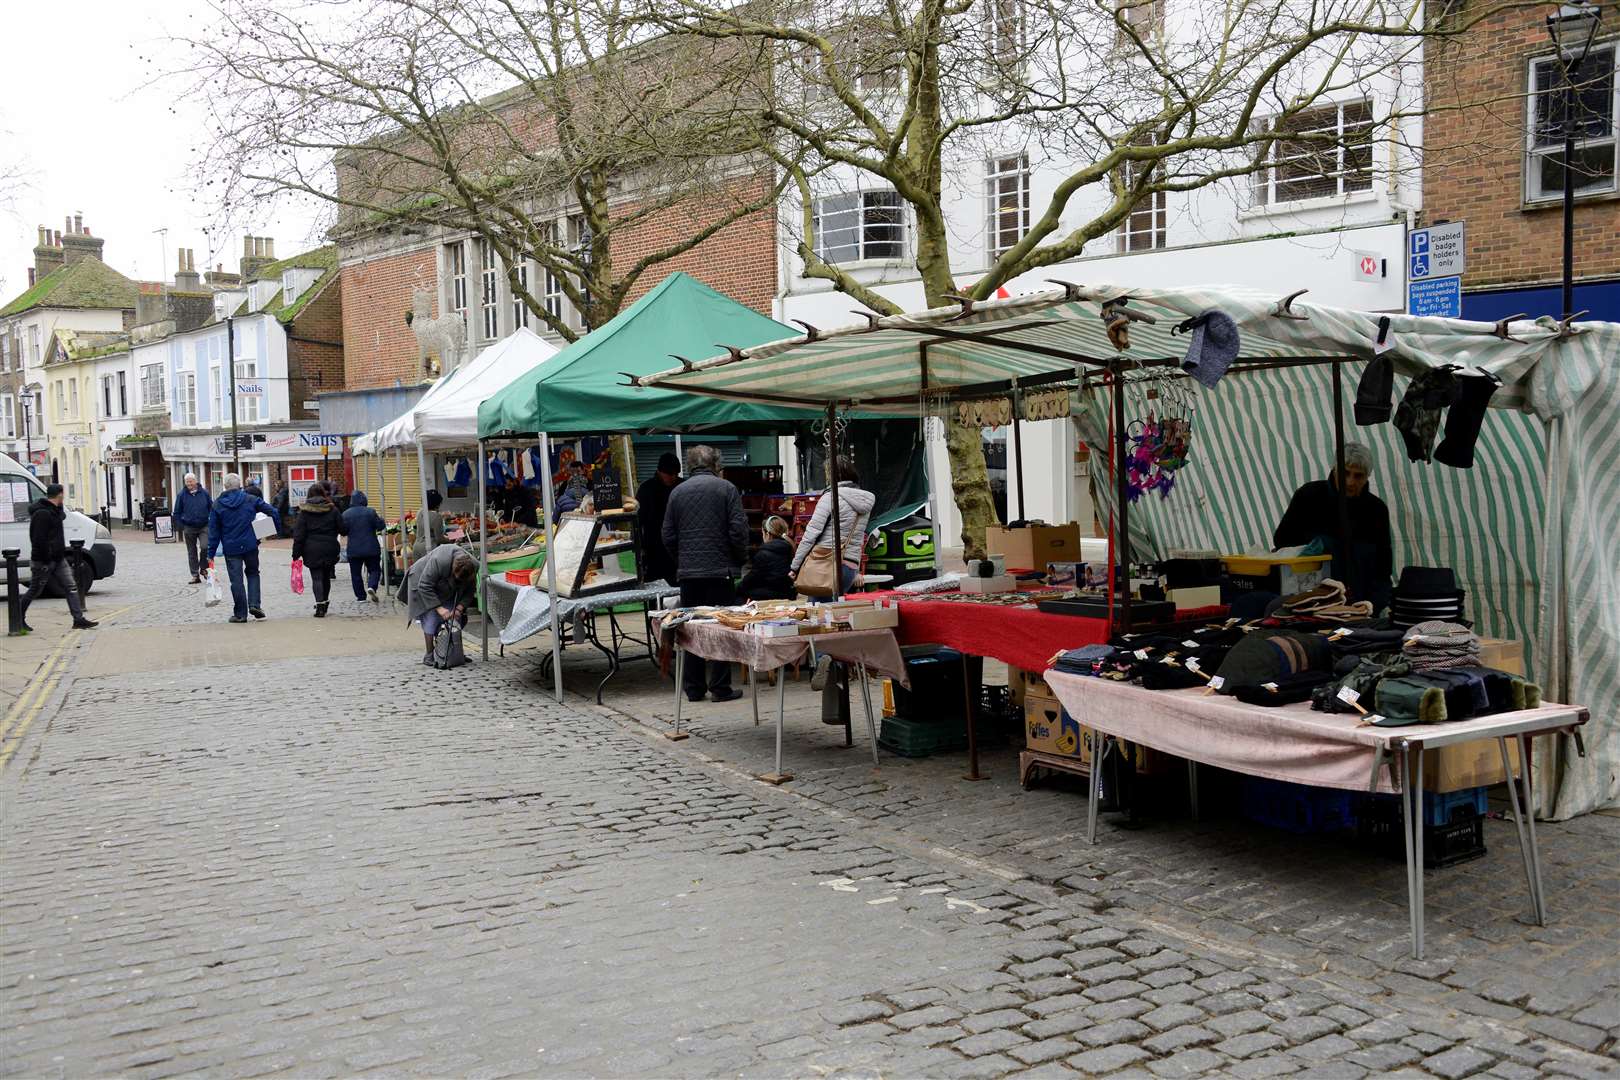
[60,433,91,447]
[104,449,133,466]
[1351,251,1385,282]
[236,381,266,396]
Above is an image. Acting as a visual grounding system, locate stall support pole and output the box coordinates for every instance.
[478,438,489,662]
[826,402,842,601]
[1112,364,1132,630]
[417,444,434,555]
[961,652,984,782]
[1332,361,1353,600]
[922,417,944,572]
[539,431,564,703]
[1010,383,1026,523]
[396,449,411,582]
[374,455,389,592]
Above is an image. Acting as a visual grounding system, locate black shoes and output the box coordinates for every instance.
[72,619,99,630]
[249,608,266,620]
[314,602,328,618]
[229,615,248,623]
[709,687,744,703]
[189,575,201,584]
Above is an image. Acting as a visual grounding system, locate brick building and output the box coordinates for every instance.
[1423,6,1620,321]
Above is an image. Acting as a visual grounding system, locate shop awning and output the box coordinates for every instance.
[477,272,829,439]
[636,283,1574,409]
[357,327,558,454]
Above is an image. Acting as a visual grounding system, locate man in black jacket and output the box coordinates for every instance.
[19,484,97,632]
[635,452,682,586]
[662,445,746,702]
[1273,442,1393,612]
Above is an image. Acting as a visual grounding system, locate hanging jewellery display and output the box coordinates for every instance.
[1123,370,1198,502]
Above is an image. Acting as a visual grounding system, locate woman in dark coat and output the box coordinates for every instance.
[738,516,797,601]
[292,482,343,617]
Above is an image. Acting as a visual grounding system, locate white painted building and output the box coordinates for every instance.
[93,347,139,521]
[772,16,1422,547]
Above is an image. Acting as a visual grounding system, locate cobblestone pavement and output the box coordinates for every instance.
[2,537,1618,1078]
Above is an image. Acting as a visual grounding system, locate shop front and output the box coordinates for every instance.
[158,427,343,503]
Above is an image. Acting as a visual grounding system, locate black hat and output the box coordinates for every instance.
[1396,566,1459,598]
[657,452,681,475]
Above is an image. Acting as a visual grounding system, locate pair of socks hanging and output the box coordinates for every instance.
[1355,357,1501,468]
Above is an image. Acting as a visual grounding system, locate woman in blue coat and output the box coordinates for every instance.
[340,490,386,603]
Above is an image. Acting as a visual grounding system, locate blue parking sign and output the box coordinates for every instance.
[1410,253,1431,278]
[1408,276,1461,317]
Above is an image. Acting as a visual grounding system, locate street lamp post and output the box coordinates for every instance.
[1545,2,1603,318]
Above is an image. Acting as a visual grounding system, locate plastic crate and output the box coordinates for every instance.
[1424,786,1488,828]
[1351,794,1487,869]
[1239,777,1354,835]
[879,715,968,758]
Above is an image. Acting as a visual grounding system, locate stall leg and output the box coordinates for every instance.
[668,648,689,741]
[750,666,760,726]
[1411,745,1427,959]
[1187,760,1200,822]
[961,652,983,781]
[1086,730,1105,845]
[1517,733,1548,925]
[858,665,879,767]
[1498,736,1543,925]
[759,666,792,785]
[1401,748,1419,954]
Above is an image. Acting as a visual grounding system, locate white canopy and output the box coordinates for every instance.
[354,327,559,454]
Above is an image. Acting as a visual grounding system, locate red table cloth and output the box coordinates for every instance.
[863,593,1108,673]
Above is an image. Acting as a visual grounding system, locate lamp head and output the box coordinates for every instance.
[1547,2,1603,64]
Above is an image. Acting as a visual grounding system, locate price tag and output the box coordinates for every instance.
[1185,657,1202,673]
[1182,639,1200,649]
[1337,686,1361,706]
[1364,714,1385,725]
[1159,655,1178,665]
[1134,649,1151,660]
[1224,617,1241,627]
[1329,627,1353,640]
[1262,681,1279,692]
[1208,676,1226,690]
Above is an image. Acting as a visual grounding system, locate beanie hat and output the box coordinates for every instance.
[1181,310,1241,389]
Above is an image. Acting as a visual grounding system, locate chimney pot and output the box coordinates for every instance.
[53,230,62,246]
[65,215,72,236]
[244,236,254,256]
[267,238,275,257]
[73,212,83,234]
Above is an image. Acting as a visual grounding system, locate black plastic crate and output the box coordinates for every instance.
[1352,794,1487,869]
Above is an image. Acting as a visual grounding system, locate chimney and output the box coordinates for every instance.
[239,234,276,281]
[136,281,168,327]
[33,224,65,280]
[205,259,241,288]
[60,213,105,267]
[174,248,203,292]
[28,268,35,287]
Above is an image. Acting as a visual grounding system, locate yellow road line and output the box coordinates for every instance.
[0,602,136,757]
[0,640,73,742]
[0,663,66,769]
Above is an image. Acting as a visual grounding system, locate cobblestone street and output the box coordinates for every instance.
[3,537,1618,1078]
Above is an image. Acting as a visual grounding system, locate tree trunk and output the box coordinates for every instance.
[914,209,996,563]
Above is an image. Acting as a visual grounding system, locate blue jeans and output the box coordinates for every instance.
[421,607,468,637]
[349,555,382,599]
[224,549,262,619]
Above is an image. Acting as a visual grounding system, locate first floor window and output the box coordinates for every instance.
[211,364,222,424]
[1117,145,1166,251]
[141,363,166,408]
[54,381,66,421]
[1252,98,1374,205]
[236,358,260,423]
[985,153,1030,260]
[0,395,14,439]
[1526,42,1618,203]
[117,371,127,415]
[512,263,529,329]
[178,372,197,427]
[446,241,468,324]
[102,375,114,418]
[812,190,906,264]
[479,238,499,340]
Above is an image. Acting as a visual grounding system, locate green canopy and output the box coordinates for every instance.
[478,272,821,438]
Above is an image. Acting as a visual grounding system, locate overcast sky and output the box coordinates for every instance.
[0,1,322,301]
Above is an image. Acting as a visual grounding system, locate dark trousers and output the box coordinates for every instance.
[21,559,85,621]
[349,555,382,599]
[309,563,335,605]
[224,549,261,619]
[182,526,207,576]
[679,577,736,698]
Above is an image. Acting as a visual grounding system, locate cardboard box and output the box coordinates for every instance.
[1478,637,1525,676]
[1167,585,1222,611]
[1011,667,1056,704]
[1425,736,1520,793]
[844,604,900,630]
[1024,694,1083,757]
[987,523,1082,571]
[960,573,1016,593]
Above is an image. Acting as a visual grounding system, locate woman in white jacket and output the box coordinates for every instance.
[791,456,875,593]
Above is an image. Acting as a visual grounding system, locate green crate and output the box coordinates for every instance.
[879,714,968,758]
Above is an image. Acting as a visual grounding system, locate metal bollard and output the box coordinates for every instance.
[3,549,21,636]
[69,539,88,611]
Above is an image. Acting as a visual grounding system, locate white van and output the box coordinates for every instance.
[0,452,118,594]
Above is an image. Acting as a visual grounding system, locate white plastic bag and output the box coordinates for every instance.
[204,567,224,607]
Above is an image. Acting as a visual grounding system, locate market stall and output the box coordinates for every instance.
[636,282,1619,822]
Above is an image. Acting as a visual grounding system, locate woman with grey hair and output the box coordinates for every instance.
[1272,441,1392,612]
[403,544,479,665]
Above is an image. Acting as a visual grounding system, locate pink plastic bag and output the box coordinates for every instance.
[290,558,305,595]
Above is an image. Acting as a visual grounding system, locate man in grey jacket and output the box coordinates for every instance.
[662,445,747,702]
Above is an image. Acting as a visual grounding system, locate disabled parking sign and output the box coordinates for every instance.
[1408,222,1465,281]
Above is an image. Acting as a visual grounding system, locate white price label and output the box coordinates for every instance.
[1160,655,1177,665]
[1185,657,1202,673]
[1134,649,1151,660]
[1262,681,1279,692]
[1364,714,1385,724]
[1182,639,1200,649]
[1337,686,1361,705]
[1208,676,1226,690]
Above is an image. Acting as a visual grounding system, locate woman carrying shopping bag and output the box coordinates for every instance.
[291,482,343,618]
[790,456,874,597]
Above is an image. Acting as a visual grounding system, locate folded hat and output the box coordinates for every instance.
[1181,310,1241,389]
[1215,629,1330,691]
[1396,566,1460,597]
[1283,578,1348,612]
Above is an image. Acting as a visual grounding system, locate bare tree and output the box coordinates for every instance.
[183,0,788,344]
[643,0,1545,556]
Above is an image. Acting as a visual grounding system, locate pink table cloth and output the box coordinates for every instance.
[669,623,910,686]
[1045,670,1583,793]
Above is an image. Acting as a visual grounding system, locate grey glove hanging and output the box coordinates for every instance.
[1355,355,1394,424]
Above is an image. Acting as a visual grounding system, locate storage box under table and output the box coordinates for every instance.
[1221,554,1331,596]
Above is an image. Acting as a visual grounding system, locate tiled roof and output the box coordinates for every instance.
[0,258,140,318]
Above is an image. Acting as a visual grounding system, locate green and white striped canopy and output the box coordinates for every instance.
[637,284,1567,409]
